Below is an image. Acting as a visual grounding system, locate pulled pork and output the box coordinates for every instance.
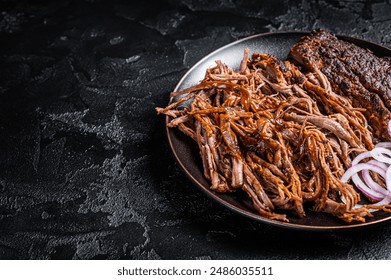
[157,47,378,223]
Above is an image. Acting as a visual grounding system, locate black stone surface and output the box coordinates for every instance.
[0,0,391,260]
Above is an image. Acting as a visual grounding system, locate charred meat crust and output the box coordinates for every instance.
[289,29,391,140]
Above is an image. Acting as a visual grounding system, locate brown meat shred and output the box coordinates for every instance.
[156,32,391,223]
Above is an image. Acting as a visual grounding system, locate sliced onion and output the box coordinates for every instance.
[351,174,384,201]
[342,163,387,201]
[387,166,391,191]
[372,193,391,207]
[366,159,388,171]
[361,169,388,196]
[375,142,391,149]
[341,163,386,183]
[340,120,391,211]
[341,121,391,212]
[371,147,391,165]
[351,151,373,166]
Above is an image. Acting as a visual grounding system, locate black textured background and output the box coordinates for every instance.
[0,0,391,260]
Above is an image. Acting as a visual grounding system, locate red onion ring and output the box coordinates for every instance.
[375,142,391,149]
[341,120,391,210]
[366,160,388,171]
[351,174,384,201]
[361,169,388,196]
[371,147,391,165]
[351,151,372,166]
[341,163,386,183]
[386,166,391,192]
[342,164,386,201]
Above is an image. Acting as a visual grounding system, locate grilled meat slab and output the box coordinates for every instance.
[290,30,391,140]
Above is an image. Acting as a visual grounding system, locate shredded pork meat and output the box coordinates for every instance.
[156,47,379,223]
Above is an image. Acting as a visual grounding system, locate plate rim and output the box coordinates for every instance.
[165,31,391,231]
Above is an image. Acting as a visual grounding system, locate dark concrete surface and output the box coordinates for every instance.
[0,0,391,259]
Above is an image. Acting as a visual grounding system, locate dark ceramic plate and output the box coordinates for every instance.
[166,31,391,231]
